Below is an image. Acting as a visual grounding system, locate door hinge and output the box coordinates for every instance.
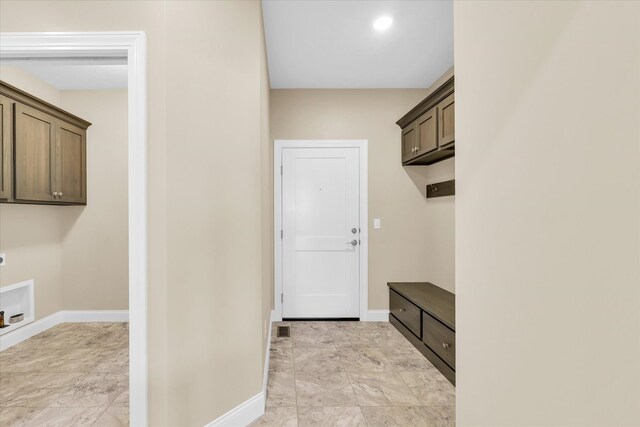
[281,293,283,303]
[280,165,283,176]
[281,229,283,239]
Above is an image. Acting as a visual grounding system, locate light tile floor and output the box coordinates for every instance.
[251,321,455,427]
[0,323,129,427]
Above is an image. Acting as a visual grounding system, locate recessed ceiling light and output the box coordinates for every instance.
[373,16,393,32]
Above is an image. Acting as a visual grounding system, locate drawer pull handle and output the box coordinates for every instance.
[442,342,450,349]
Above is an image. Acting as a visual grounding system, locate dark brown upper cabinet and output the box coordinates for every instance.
[401,122,418,163]
[56,121,87,204]
[416,107,438,156]
[438,92,455,148]
[0,94,13,200]
[14,103,57,203]
[397,67,454,165]
[1,81,91,206]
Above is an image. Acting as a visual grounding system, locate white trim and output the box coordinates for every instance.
[206,308,276,427]
[205,393,265,427]
[0,32,148,427]
[0,279,34,294]
[61,310,129,323]
[263,309,275,395]
[0,310,130,352]
[273,140,369,321]
[0,311,62,352]
[365,309,390,322]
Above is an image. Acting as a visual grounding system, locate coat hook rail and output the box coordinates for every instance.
[426,179,455,198]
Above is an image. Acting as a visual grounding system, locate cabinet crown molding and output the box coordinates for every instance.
[396,66,454,129]
[397,66,455,166]
[0,80,92,130]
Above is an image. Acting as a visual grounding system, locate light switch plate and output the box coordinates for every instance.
[373,218,381,229]
[0,253,5,266]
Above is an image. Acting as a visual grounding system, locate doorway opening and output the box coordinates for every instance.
[0,32,147,426]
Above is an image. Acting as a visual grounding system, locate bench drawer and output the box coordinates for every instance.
[422,312,455,368]
[390,290,421,337]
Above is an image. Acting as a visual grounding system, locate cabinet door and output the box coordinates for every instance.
[0,95,13,200]
[416,107,437,155]
[56,121,86,204]
[438,93,455,148]
[401,121,418,163]
[14,104,56,202]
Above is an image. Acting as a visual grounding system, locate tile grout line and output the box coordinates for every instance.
[339,324,375,426]
[397,367,427,407]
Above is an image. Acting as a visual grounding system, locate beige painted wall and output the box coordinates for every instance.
[0,66,61,105]
[455,1,640,425]
[0,205,64,319]
[270,89,455,311]
[163,2,265,424]
[60,90,128,311]
[0,67,65,320]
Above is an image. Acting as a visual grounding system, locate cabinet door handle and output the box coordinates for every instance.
[59,192,63,198]
[442,342,450,349]
[399,308,406,312]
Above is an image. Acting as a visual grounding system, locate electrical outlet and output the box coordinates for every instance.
[373,218,381,229]
[0,253,5,266]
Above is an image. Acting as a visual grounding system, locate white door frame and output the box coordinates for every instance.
[274,140,368,321]
[0,32,148,426]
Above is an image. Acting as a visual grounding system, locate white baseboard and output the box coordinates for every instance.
[206,392,265,427]
[62,310,129,323]
[263,309,275,394]
[208,344,271,426]
[364,309,390,322]
[206,309,275,427]
[0,309,129,352]
[0,311,62,351]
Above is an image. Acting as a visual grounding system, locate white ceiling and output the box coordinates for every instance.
[1,59,128,90]
[262,0,453,89]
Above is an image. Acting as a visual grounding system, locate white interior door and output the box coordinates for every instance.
[282,147,360,318]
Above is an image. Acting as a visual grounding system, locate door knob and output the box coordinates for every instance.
[351,228,358,234]
[347,240,358,246]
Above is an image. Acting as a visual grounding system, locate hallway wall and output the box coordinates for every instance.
[0,1,269,425]
[455,1,640,425]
